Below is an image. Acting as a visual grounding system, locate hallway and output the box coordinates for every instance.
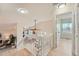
[48,39,72,56]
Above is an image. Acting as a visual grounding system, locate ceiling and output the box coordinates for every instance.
[0,3,53,23]
[0,3,54,31]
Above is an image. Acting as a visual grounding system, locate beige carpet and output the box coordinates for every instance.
[0,48,32,56]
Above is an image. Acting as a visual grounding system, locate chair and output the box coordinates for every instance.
[0,40,3,47]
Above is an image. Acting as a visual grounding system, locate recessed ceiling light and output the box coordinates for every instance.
[53,3,66,8]
[57,4,66,8]
[57,3,66,8]
[20,10,25,13]
[17,8,29,14]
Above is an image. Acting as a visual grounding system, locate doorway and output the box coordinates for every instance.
[56,12,73,56]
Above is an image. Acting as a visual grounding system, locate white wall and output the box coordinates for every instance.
[0,23,17,40]
[75,6,79,55]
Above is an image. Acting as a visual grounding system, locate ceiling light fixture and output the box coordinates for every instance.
[30,19,40,34]
[17,8,29,14]
[57,3,66,8]
[53,3,66,8]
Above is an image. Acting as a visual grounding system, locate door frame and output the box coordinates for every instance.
[55,12,75,56]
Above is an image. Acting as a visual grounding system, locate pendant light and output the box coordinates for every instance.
[30,20,40,34]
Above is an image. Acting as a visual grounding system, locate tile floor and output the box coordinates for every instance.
[0,48,32,56]
[48,39,72,56]
[0,39,72,56]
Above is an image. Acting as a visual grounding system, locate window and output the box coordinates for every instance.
[61,19,72,32]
